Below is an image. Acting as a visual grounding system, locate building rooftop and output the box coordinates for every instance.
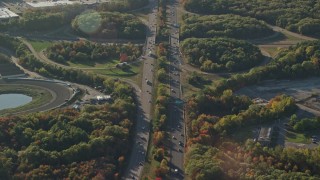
[96,95,111,101]
[26,0,76,8]
[258,127,272,142]
[25,0,112,8]
[0,8,19,19]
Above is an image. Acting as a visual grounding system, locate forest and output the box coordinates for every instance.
[180,14,274,40]
[180,38,263,72]
[212,40,320,95]
[46,40,143,64]
[184,40,320,179]
[0,5,85,32]
[0,34,137,179]
[183,0,320,36]
[0,2,147,38]
[156,0,170,41]
[97,0,148,12]
[0,94,136,179]
[71,11,146,39]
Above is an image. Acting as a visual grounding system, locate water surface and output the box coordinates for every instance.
[0,94,32,110]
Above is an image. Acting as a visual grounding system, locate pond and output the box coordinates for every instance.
[0,94,32,110]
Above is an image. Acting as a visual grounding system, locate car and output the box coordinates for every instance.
[178,148,183,152]
[171,89,175,93]
[148,100,152,103]
[172,135,176,139]
[179,141,183,146]
[178,125,181,128]
[180,133,184,137]
[174,169,178,173]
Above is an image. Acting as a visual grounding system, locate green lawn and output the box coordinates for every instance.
[285,130,311,144]
[28,40,53,52]
[282,32,305,41]
[181,70,219,100]
[88,61,142,77]
[67,59,119,69]
[132,8,150,23]
[260,46,287,58]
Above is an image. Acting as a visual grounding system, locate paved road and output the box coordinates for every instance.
[167,0,185,179]
[122,0,158,179]
[0,46,104,104]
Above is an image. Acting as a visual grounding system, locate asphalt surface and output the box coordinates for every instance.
[123,0,158,179]
[0,78,73,114]
[167,0,185,179]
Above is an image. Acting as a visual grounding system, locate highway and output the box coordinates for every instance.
[167,0,185,179]
[122,0,158,179]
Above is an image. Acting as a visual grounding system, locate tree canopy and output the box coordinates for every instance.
[181,14,274,40]
[46,40,142,64]
[0,5,85,32]
[184,40,320,180]
[180,38,263,72]
[72,11,145,39]
[0,87,136,179]
[183,0,320,35]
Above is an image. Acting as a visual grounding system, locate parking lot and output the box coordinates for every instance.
[237,78,320,148]
[237,78,320,116]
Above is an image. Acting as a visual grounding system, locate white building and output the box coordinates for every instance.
[96,95,111,101]
[0,8,19,22]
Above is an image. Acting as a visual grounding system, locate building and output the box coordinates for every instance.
[96,95,112,102]
[26,0,76,8]
[0,8,19,23]
[25,0,111,8]
[257,127,273,146]
[253,98,268,106]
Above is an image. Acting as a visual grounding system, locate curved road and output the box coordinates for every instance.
[0,78,72,114]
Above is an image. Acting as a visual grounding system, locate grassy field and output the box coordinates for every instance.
[285,130,311,144]
[28,39,53,52]
[260,46,287,58]
[181,70,220,100]
[0,84,52,116]
[89,61,142,77]
[67,59,119,69]
[132,8,150,23]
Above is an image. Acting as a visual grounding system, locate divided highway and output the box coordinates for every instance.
[122,0,158,179]
[167,0,185,179]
